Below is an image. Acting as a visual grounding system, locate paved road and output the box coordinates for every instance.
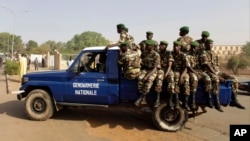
[0,66,249,141]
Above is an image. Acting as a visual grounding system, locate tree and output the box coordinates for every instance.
[0,32,11,54]
[66,31,110,52]
[26,40,38,52]
[242,42,250,57]
[227,55,249,75]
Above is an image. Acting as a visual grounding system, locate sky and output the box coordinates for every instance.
[0,0,249,47]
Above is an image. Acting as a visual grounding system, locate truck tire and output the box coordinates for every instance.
[25,89,55,121]
[152,103,188,132]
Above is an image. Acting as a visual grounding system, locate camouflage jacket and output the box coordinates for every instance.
[200,50,219,72]
[158,50,174,71]
[118,50,141,72]
[177,35,193,53]
[172,52,188,72]
[186,52,201,72]
[141,50,161,70]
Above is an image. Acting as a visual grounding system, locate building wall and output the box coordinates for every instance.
[212,45,243,62]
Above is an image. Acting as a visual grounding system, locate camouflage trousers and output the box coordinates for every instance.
[138,69,157,95]
[154,69,164,93]
[198,72,212,92]
[206,72,220,95]
[188,72,198,93]
[218,71,238,93]
[167,71,190,95]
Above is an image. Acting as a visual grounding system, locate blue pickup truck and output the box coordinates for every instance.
[15,46,232,131]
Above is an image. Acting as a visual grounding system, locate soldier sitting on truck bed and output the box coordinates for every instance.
[207,39,245,110]
[135,40,161,107]
[200,39,223,112]
[118,41,141,80]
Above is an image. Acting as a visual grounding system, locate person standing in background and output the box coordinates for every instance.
[34,57,39,70]
[19,54,27,82]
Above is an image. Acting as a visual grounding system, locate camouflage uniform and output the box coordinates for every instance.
[138,50,160,95]
[177,35,193,53]
[118,49,141,80]
[200,50,223,111]
[157,50,174,92]
[167,51,189,109]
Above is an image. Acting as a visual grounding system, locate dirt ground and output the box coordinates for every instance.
[0,67,205,141]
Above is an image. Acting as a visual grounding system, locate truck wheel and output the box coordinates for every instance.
[152,103,188,132]
[25,89,55,121]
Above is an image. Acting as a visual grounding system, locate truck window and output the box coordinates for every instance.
[73,52,106,73]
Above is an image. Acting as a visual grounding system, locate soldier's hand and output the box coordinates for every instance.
[179,76,184,85]
[143,76,149,82]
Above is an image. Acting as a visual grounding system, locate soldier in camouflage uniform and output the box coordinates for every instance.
[135,40,161,107]
[139,31,158,51]
[118,41,141,80]
[208,40,245,109]
[177,26,193,54]
[200,39,223,112]
[196,31,210,54]
[186,41,200,109]
[106,23,134,49]
[167,41,189,109]
[157,41,175,108]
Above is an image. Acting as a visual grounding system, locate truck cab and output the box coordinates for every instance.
[16,46,233,131]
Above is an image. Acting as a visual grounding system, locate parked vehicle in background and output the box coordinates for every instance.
[238,81,250,93]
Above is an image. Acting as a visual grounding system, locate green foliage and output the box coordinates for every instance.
[26,40,38,52]
[242,42,250,57]
[5,60,19,75]
[227,55,250,75]
[66,31,110,52]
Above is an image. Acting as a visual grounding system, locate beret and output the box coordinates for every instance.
[146,31,153,34]
[160,41,169,45]
[190,41,200,47]
[124,27,128,31]
[145,40,155,46]
[206,39,214,44]
[120,41,129,46]
[173,41,181,46]
[202,31,210,37]
[180,26,189,32]
[117,23,125,28]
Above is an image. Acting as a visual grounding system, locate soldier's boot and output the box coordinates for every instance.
[141,95,148,105]
[214,95,223,112]
[206,91,213,108]
[229,91,245,109]
[191,92,196,110]
[154,92,161,108]
[182,95,190,110]
[167,93,174,109]
[174,94,180,109]
[134,95,146,106]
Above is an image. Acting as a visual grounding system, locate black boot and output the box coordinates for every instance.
[229,91,245,109]
[214,95,223,112]
[206,91,213,108]
[154,92,161,107]
[134,95,146,106]
[190,92,196,110]
[182,95,190,110]
[167,93,174,109]
[174,94,180,108]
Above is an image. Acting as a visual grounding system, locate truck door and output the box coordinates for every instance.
[64,51,110,105]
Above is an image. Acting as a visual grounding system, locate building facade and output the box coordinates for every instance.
[213,45,243,63]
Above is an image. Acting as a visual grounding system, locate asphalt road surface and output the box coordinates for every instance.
[0,66,249,141]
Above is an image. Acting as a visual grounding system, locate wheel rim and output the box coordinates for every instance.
[160,107,181,124]
[32,98,46,113]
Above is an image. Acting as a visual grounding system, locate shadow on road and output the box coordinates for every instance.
[53,107,156,131]
[0,100,28,120]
